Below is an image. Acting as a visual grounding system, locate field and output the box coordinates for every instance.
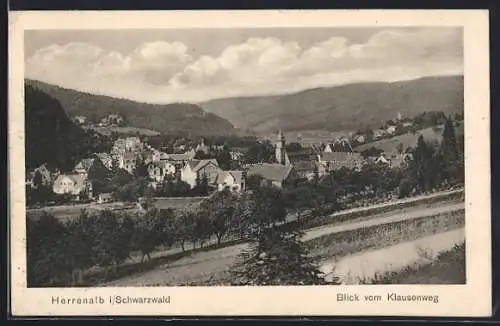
[101,198,464,287]
[27,201,138,221]
[355,123,464,153]
[83,126,160,136]
[356,127,443,153]
[26,197,210,221]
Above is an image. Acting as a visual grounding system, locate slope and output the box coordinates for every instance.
[200,75,464,134]
[25,79,237,136]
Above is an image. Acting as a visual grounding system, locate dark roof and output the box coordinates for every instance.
[325,140,353,153]
[320,152,363,162]
[247,163,294,183]
[187,159,219,172]
[319,152,364,170]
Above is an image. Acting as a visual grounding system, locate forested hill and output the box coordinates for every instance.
[25,79,237,136]
[25,85,113,171]
[200,75,464,133]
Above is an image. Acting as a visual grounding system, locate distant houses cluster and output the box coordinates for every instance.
[27,120,413,205]
[72,113,125,127]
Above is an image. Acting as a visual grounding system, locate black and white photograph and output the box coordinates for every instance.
[9,10,491,317]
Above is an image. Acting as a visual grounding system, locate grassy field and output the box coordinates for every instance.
[26,197,209,221]
[355,123,464,153]
[84,126,160,136]
[360,242,466,284]
[26,201,138,221]
[356,127,443,153]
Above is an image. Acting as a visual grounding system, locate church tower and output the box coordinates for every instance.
[275,130,287,165]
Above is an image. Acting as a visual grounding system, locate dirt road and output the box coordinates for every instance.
[103,201,464,286]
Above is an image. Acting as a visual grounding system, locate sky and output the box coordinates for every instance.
[25,27,463,104]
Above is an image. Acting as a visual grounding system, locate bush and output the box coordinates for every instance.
[231,227,337,285]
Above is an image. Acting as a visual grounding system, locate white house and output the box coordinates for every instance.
[72,116,87,125]
[373,129,387,139]
[53,174,92,199]
[217,171,246,192]
[375,154,390,165]
[354,135,365,144]
[73,157,109,179]
[97,193,113,204]
[147,161,176,182]
[181,159,222,188]
[386,125,397,135]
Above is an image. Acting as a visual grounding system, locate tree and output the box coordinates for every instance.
[156,208,177,247]
[409,135,437,192]
[32,170,44,189]
[133,208,163,264]
[134,158,149,179]
[175,211,196,252]
[114,177,149,202]
[437,117,461,184]
[241,185,287,235]
[360,147,384,159]
[193,174,209,196]
[192,211,212,248]
[246,174,265,191]
[87,210,132,278]
[64,210,98,285]
[216,146,232,171]
[398,177,415,198]
[231,226,337,285]
[286,142,302,152]
[245,140,276,164]
[27,213,73,286]
[396,142,404,155]
[205,189,238,245]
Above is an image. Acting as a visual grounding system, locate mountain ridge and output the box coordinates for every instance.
[200,75,464,134]
[25,79,237,136]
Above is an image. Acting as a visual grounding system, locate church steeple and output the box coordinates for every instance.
[275,129,287,165]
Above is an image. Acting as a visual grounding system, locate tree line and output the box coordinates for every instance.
[27,184,334,287]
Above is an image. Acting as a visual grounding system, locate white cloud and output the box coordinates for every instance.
[25,28,462,103]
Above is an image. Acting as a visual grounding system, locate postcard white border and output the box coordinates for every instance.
[8,10,491,317]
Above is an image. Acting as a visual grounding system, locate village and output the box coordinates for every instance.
[25,111,424,209]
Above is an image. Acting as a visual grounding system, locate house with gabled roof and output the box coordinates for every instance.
[181,159,222,188]
[27,164,54,188]
[53,174,93,200]
[217,170,246,192]
[247,163,297,189]
[161,149,197,172]
[324,138,354,153]
[73,157,109,179]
